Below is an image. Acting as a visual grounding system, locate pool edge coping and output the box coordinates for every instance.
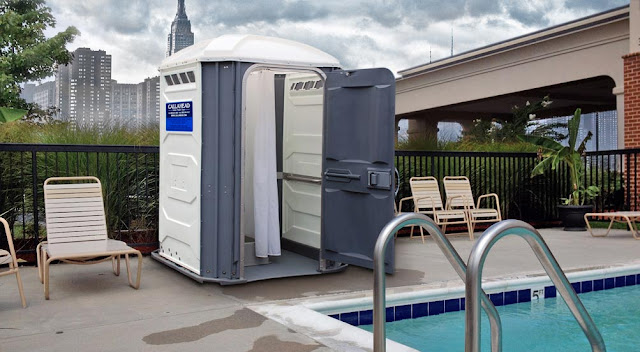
[249,262,640,352]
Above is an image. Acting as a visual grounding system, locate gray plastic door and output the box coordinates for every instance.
[321,68,396,273]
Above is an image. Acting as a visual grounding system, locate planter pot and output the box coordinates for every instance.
[557,205,594,231]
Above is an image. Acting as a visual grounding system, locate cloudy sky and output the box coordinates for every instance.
[45,0,628,84]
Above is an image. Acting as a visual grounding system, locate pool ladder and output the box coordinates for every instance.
[373,213,606,352]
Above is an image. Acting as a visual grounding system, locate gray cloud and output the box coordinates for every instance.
[466,0,502,17]
[51,0,153,34]
[498,0,554,27]
[565,0,628,11]
[191,0,330,27]
[46,0,628,83]
[365,0,468,28]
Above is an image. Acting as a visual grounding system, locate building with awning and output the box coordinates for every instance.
[396,3,640,149]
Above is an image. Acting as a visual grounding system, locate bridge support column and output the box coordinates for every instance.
[407,118,438,142]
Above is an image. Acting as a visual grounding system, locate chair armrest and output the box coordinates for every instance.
[398,196,414,212]
[477,193,499,208]
[446,194,472,211]
[413,196,440,212]
[0,217,17,260]
[477,193,502,218]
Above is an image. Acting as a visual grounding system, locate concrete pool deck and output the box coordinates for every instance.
[1,227,639,351]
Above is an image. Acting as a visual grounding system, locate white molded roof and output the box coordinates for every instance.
[159,34,341,70]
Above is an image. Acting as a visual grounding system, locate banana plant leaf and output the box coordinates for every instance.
[517,134,564,152]
[0,107,28,123]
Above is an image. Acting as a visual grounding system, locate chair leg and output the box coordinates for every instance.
[410,225,414,239]
[125,251,142,289]
[44,257,53,300]
[419,226,425,243]
[14,266,27,308]
[469,220,476,240]
[623,216,640,240]
[36,243,43,284]
[112,255,121,276]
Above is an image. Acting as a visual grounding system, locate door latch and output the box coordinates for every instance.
[367,169,392,190]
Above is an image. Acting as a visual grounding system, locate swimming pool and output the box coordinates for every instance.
[360,284,640,351]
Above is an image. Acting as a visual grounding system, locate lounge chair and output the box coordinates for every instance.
[399,177,471,241]
[443,176,502,239]
[37,176,142,300]
[0,217,27,308]
[584,211,640,239]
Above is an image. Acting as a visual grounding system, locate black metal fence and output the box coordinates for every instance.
[0,144,160,258]
[1,143,637,258]
[396,148,640,224]
[585,148,639,213]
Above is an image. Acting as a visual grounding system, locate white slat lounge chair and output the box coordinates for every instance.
[0,217,27,308]
[443,176,502,239]
[584,211,640,239]
[37,176,142,300]
[398,177,471,241]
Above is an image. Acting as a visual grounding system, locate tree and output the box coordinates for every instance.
[0,0,78,117]
[518,108,599,206]
[462,95,564,144]
[494,95,553,142]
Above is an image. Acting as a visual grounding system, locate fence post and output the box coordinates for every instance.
[31,150,39,243]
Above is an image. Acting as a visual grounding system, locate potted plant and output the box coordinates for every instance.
[518,108,600,231]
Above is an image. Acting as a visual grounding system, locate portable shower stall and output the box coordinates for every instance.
[152,34,396,284]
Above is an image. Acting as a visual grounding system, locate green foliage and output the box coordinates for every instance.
[0,0,79,108]
[396,135,538,153]
[0,122,160,247]
[396,130,450,151]
[446,141,538,153]
[518,108,600,206]
[0,120,160,145]
[462,119,493,144]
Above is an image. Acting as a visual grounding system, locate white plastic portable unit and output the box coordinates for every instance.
[153,34,396,284]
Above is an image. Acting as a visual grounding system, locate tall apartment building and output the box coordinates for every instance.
[166,0,194,56]
[594,110,617,151]
[33,81,56,110]
[20,83,36,104]
[111,81,139,127]
[55,48,112,129]
[137,76,160,126]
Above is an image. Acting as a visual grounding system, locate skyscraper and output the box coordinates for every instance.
[166,0,194,57]
[55,48,112,129]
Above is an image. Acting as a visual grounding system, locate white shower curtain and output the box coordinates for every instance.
[250,71,281,257]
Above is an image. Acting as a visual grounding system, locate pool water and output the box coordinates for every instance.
[361,285,640,351]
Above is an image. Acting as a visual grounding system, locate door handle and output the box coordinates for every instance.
[324,169,361,182]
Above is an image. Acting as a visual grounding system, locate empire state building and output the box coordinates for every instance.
[166,0,194,57]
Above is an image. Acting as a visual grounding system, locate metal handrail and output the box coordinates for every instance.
[373,213,502,352]
[465,220,606,352]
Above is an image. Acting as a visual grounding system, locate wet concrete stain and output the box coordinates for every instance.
[142,308,266,345]
[247,335,320,352]
[222,267,425,301]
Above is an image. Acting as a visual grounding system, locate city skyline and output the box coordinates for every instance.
[43,0,627,84]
